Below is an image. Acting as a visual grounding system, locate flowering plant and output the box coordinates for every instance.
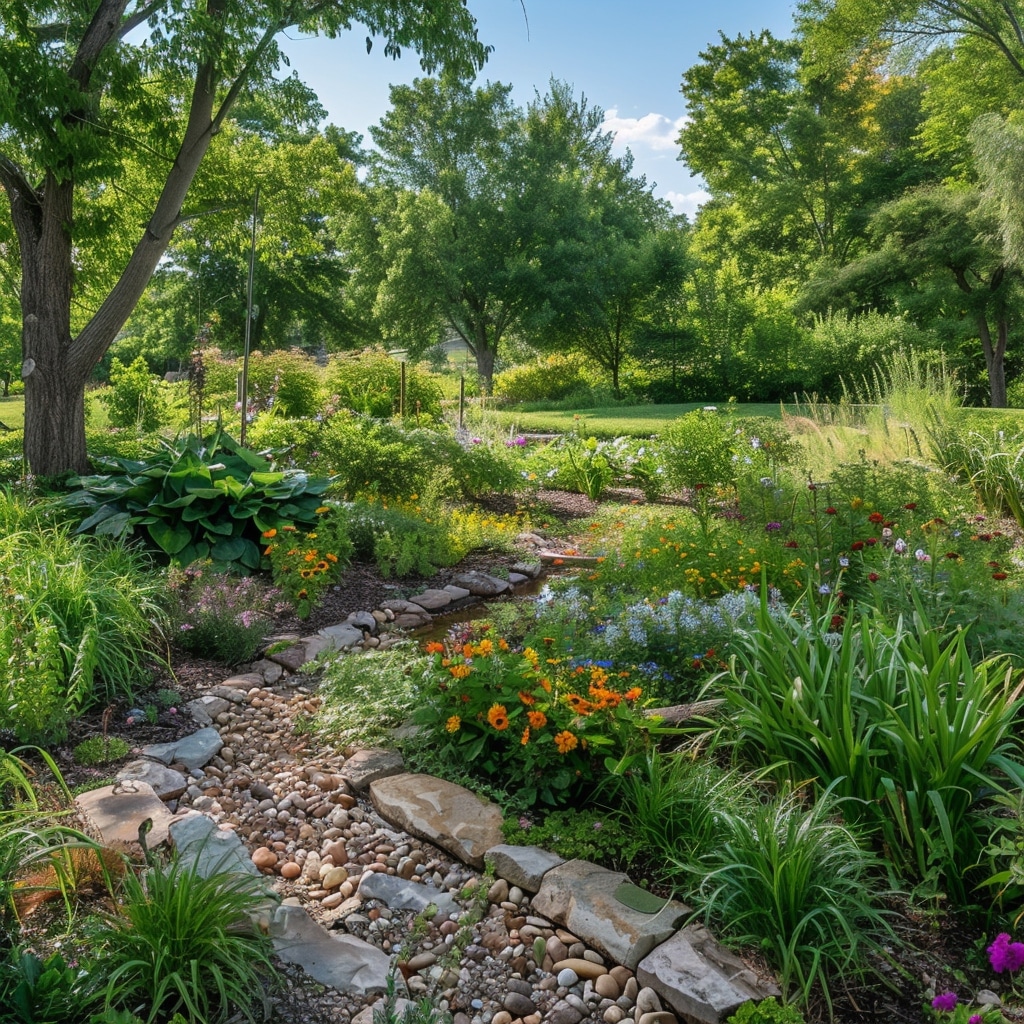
[927,990,1003,1023]
[261,504,353,618]
[413,627,656,807]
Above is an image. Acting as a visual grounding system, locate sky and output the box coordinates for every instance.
[277,0,798,218]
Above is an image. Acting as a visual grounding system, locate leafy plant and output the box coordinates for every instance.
[501,808,641,870]
[102,356,166,433]
[697,787,890,1015]
[722,595,1024,899]
[0,948,101,1024]
[726,997,806,1024]
[63,428,331,571]
[73,737,131,766]
[93,855,277,1024]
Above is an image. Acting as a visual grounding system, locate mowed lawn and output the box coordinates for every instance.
[486,401,789,437]
[0,396,25,431]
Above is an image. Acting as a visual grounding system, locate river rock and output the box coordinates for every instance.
[142,726,223,771]
[116,759,187,801]
[450,570,511,597]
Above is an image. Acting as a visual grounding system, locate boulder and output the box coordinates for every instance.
[116,759,188,801]
[370,773,503,869]
[450,571,511,597]
[485,844,565,893]
[141,726,223,771]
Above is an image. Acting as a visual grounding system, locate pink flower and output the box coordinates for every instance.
[988,932,1024,973]
[932,992,958,1012]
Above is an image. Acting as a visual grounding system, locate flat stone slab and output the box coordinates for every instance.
[267,643,308,673]
[269,904,391,996]
[408,589,453,611]
[637,925,779,1023]
[208,684,250,703]
[357,871,460,918]
[116,759,187,801]
[339,748,405,791]
[169,815,268,886]
[450,571,511,597]
[74,781,201,848]
[485,844,565,893]
[370,773,504,870]
[442,585,472,601]
[531,860,689,970]
[318,623,366,651]
[511,561,543,579]
[141,726,223,771]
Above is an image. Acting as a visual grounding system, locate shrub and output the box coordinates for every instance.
[412,630,654,807]
[324,348,443,420]
[73,736,131,766]
[94,855,277,1024]
[493,354,596,404]
[244,348,322,419]
[102,356,166,432]
[660,409,739,492]
[166,565,287,666]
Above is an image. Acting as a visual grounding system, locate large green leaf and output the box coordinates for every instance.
[210,536,248,562]
[147,519,193,556]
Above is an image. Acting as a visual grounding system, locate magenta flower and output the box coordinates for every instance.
[932,992,958,1012]
[988,932,1024,973]
[969,1016,984,1024]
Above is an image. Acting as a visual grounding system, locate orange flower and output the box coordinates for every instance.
[539,677,552,693]
[463,643,476,658]
[304,551,317,562]
[518,691,536,706]
[498,638,509,651]
[566,693,594,715]
[624,687,642,701]
[424,641,445,655]
[262,528,278,538]
[476,638,494,656]
[326,553,339,563]
[554,730,578,755]
[527,710,547,729]
[487,704,509,731]
[449,664,471,680]
[445,715,461,733]
[521,726,530,746]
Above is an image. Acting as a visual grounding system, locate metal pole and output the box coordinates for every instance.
[459,376,465,429]
[399,360,406,419]
[240,185,259,445]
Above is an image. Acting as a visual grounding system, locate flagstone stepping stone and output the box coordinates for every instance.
[169,814,270,886]
[450,571,511,597]
[269,903,392,996]
[318,623,366,651]
[531,860,689,970]
[339,748,405,791]
[637,924,779,1023]
[485,844,565,893]
[408,589,453,611]
[357,871,460,918]
[75,780,201,848]
[116,759,187,801]
[142,726,223,771]
[369,773,504,870]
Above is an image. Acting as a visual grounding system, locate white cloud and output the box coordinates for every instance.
[664,189,710,217]
[602,109,687,152]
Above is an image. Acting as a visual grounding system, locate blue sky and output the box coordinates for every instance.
[278,0,797,218]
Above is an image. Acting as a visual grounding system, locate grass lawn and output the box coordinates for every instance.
[0,395,25,430]
[482,401,791,437]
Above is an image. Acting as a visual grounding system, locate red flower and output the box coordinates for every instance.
[825,506,838,515]
[993,572,1009,581]
[988,561,1001,569]
[868,512,885,524]
[830,615,844,629]
[784,540,798,549]
[868,572,879,582]
[850,541,865,551]
[945,551,960,560]
[903,503,917,510]
[865,537,878,546]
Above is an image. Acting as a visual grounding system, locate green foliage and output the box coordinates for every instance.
[261,504,353,618]
[933,425,1024,527]
[0,948,101,1024]
[245,348,323,418]
[697,788,890,1014]
[314,643,428,748]
[501,808,641,870]
[660,409,739,491]
[324,349,443,420]
[165,565,286,666]
[93,856,277,1024]
[64,428,331,571]
[726,996,806,1024]
[73,736,131,766]
[102,357,166,432]
[493,354,598,404]
[373,966,450,1024]
[413,630,654,807]
[723,598,1024,900]
[0,500,166,740]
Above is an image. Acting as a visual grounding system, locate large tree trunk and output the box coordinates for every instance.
[978,315,1008,408]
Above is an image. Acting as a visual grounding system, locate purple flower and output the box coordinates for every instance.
[765,521,782,532]
[988,932,1024,973]
[931,992,958,1012]
[969,1016,984,1024]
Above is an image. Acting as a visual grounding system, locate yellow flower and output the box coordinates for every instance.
[445,715,461,733]
[449,664,472,680]
[316,506,330,514]
[554,730,578,755]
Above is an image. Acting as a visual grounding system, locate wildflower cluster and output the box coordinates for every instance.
[262,505,353,618]
[415,628,652,807]
[166,564,288,665]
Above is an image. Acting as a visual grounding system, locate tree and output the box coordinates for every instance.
[0,1,488,476]
[802,185,1022,406]
[361,76,666,390]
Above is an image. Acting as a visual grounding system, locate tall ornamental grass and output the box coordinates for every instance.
[722,595,1024,900]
